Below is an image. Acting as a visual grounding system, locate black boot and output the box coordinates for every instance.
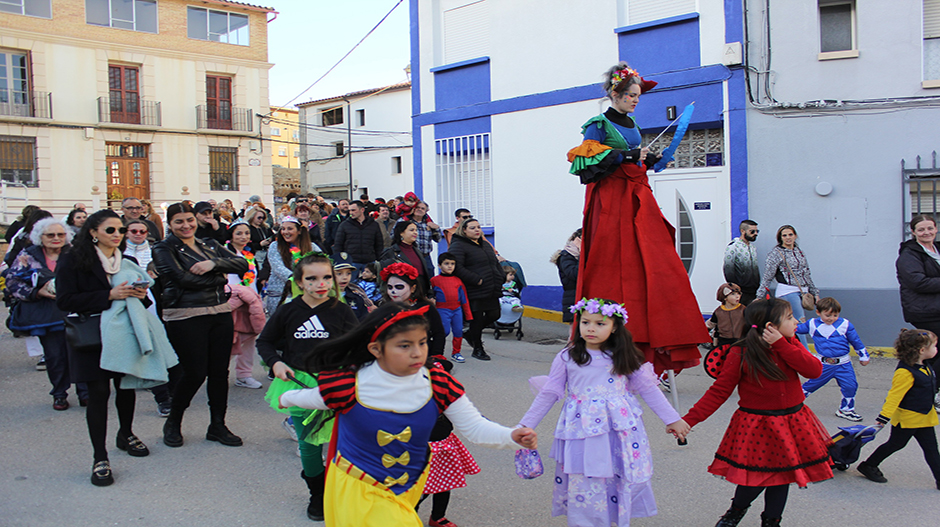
[163,407,184,448]
[206,408,243,447]
[715,504,748,527]
[301,470,325,521]
[760,513,781,527]
[471,341,491,361]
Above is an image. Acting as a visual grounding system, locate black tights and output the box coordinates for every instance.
[416,491,451,521]
[731,484,789,519]
[85,378,136,462]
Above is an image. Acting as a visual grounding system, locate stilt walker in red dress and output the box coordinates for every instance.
[568,62,709,374]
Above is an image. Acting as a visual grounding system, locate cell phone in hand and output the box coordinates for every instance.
[131,279,150,289]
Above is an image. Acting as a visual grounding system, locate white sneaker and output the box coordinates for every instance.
[282,417,299,442]
[836,409,863,422]
[234,377,263,389]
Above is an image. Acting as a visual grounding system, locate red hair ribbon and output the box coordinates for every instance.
[370,304,430,343]
[381,262,418,282]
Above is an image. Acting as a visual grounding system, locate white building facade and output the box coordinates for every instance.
[410,0,940,346]
[410,0,748,327]
[297,82,413,202]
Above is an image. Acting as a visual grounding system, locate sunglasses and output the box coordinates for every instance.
[43,232,67,238]
[104,226,128,235]
[460,215,472,220]
[128,229,148,235]
[387,283,409,291]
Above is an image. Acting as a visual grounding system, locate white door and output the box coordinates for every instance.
[650,168,729,312]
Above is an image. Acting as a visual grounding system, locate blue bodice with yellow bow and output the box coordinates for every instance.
[335,393,438,495]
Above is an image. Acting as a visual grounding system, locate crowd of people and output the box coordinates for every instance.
[4,62,940,527]
[0,190,533,526]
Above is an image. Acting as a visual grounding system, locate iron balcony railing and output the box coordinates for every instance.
[97,97,162,126]
[196,105,253,132]
[0,90,52,119]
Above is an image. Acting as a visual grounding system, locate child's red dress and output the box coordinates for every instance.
[683,336,834,487]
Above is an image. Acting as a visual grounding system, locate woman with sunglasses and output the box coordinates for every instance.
[152,203,248,450]
[6,217,89,411]
[56,210,152,486]
[122,219,153,269]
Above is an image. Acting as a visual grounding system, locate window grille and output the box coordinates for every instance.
[0,135,37,187]
[435,133,493,228]
[209,147,238,191]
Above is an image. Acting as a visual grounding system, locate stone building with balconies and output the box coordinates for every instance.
[0,0,274,220]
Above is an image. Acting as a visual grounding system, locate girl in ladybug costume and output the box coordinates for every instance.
[667,299,832,527]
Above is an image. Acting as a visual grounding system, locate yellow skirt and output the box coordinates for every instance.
[325,452,430,527]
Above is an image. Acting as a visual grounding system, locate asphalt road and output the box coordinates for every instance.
[2,316,939,526]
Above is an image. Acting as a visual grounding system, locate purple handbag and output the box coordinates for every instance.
[514,448,544,479]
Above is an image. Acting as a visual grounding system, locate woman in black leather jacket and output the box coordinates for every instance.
[152,203,248,449]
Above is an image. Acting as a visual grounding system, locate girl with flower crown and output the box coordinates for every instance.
[518,298,690,526]
[279,302,537,527]
[257,252,358,521]
[567,62,709,374]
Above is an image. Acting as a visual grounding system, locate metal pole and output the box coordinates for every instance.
[344,97,353,200]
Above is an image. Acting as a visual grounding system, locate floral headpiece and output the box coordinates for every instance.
[609,66,658,95]
[610,67,639,89]
[570,297,629,323]
[381,262,418,282]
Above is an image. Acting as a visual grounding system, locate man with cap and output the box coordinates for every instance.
[194,201,227,242]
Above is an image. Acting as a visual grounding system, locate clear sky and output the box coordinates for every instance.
[266,0,411,109]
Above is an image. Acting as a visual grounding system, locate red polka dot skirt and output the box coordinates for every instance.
[708,404,834,488]
[423,433,481,494]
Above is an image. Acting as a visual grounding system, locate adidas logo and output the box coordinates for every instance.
[294,315,330,339]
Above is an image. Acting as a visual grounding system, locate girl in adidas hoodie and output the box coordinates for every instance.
[257,252,358,521]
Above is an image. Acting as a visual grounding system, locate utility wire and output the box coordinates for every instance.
[270,0,405,113]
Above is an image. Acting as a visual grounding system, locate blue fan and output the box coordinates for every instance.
[653,102,695,172]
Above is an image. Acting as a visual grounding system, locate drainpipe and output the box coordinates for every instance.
[342,96,353,200]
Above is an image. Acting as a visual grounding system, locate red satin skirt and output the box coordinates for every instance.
[576,162,710,373]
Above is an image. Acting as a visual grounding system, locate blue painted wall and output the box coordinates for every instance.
[617,15,701,75]
[409,0,423,197]
[724,0,749,233]
[433,60,491,111]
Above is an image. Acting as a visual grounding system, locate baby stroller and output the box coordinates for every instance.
[829,424,881,471]
[490,260,525,341]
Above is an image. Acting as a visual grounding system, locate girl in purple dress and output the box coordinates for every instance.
[519,298,689,526]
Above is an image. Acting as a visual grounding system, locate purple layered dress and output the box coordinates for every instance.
[520,349,680,527]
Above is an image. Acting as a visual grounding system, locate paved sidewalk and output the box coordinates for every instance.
[1,316,938,526]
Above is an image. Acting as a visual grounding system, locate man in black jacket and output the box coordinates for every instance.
[193,201,227,242]
[332,200,383,279]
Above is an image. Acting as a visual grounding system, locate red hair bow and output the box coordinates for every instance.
[381,262,418,281]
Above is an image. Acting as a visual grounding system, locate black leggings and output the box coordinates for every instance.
[865,425,940,483]
[466,300,500,347]
[165,313,234,416]
[416,491,450,521]
[731,484,789,519]
[85,378,136,462]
